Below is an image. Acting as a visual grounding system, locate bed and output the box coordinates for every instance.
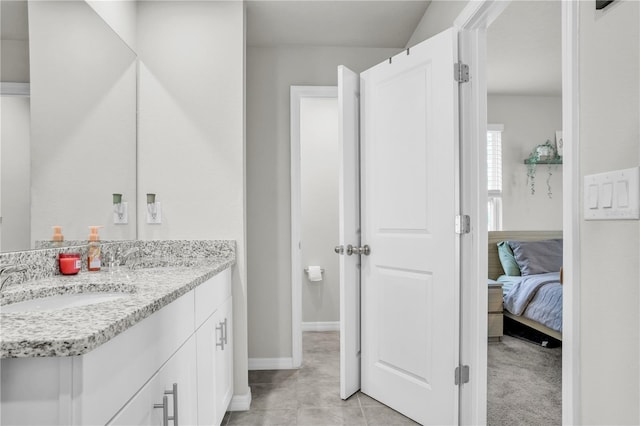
[488,230,563,342]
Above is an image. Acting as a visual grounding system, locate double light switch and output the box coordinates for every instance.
[584,166,639,220]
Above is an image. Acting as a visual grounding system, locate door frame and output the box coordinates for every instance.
[455,1,580,424]
[290,85,338,368]
[289,3,582,419]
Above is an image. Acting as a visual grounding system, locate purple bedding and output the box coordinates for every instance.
[503,271,563,333]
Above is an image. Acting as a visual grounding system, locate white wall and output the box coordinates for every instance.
[1,0,30,83]
[406,0,468,48]
[578,1,640,423]
[487,95,563,230]
[86,0,137,52]
[300,97,339,324]
[0,97,30,252]
[29,0,137,244]
[136,0,248,400]
[247,45,400,359]
[0,40,29,83]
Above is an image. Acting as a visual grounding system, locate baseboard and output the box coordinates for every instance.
[248,357,294,370]
[228,389,252,411]
[302,321,339,332]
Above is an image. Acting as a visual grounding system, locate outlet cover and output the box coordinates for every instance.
[113,202,128,225]
[146,201,162,224]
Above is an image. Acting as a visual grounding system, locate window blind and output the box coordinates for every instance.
[487,126,503,193]
[487,124,504,231]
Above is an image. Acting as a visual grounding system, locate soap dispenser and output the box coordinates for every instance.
[87,226,103,271]
[51,226,64,247]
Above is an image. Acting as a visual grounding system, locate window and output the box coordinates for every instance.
[487,124,504,231]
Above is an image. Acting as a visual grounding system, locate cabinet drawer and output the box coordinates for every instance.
[195,268,231,327]
[76,290,195,426]
[488,287,503,313]
[488,313,503,338]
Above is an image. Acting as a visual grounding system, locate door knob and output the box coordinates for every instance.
[345,245,370,256]
[334,245,344,254]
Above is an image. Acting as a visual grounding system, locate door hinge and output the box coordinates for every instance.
[455,365,470,385]
[455,215,471,234]
[454,62,469,83]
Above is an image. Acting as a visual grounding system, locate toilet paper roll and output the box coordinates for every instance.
[307,266,323,282]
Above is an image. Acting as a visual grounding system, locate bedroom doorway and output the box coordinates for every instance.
[483,1,564,424]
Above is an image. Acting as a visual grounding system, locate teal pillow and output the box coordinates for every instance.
[497,241,521,276]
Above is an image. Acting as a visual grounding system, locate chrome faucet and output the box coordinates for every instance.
[119,247,140,267]
[0,264,28,292]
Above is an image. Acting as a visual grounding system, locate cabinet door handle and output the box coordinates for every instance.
[223,318,229,345]
[216,322,225,350]
[153,395,169,426]
[164,383,178,426]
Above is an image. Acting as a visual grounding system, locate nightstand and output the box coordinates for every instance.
[488,281,504,341]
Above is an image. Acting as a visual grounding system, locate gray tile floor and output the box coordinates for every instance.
[224,331,418,426]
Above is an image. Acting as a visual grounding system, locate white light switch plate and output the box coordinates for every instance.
[584,167,639,220]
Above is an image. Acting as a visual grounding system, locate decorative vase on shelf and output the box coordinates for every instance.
[525,139,561,198]
[535,144,553,161]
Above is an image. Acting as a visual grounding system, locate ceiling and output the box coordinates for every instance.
[2,0,561,96]
[247,0,562,96]
[246,0,430,48]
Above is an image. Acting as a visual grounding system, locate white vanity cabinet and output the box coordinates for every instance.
[0,267,233,426]
[196,295,233,425]
[109,337,199,426]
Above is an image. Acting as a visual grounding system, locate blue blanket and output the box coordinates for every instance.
[503,272,563,333]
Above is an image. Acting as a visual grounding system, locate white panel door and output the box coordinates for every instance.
[360,28,460,425]
[338,65,361,400]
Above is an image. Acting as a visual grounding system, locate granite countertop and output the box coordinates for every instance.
[0,257,234,358]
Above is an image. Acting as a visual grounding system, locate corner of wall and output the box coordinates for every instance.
[405,1,469,48]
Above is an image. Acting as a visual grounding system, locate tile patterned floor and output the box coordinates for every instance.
[224,331,419,426]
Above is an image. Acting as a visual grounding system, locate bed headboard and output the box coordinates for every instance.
[488,230,563,280]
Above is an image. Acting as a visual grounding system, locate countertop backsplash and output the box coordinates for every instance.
[0,240,236,290]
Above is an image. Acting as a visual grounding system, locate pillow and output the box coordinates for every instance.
[497,241,521,276]
[508,239,563,276]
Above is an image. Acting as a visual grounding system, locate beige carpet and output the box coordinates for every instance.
[488,335,562,425]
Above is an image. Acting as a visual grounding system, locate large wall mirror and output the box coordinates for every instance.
[0,0,137,252]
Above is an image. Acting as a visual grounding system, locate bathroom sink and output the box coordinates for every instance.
[1,292,129,313]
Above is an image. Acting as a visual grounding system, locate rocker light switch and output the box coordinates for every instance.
[601,183,613,208]
[588,185,599,209]
[617,181,629,207]
[584,167,640,220]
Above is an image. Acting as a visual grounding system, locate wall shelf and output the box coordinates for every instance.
[524,158,563,165]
